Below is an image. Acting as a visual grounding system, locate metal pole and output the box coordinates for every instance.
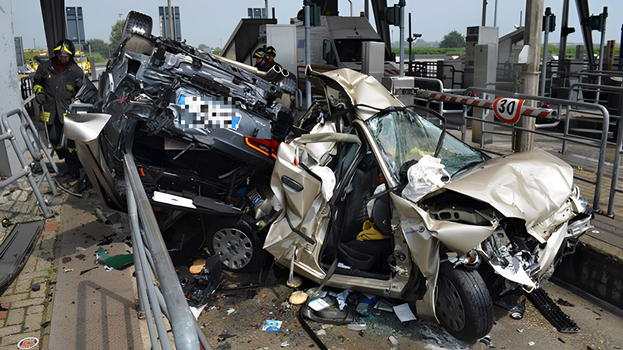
[399,1,405,76]
[348,0,353,16]
[595,7,608,104]
[364,0,369,19]
[167,0,174,39]
[265,0,269,19]
[481,0,487,26]
[304,3,312,108]
[619,24,623,70]
[559,0,570,63]
[513,0,544,152]
[493,0,498,27]
[520,10,523,27]
[540,7,551,97]
[408,13,412,74]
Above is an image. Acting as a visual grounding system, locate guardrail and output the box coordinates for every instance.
[123,151,209,350]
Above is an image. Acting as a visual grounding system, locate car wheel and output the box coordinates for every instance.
[435,263,493,341]
[208,219,268,273]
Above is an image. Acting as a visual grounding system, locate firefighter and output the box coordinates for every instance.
[33,39,84,177]
[261,46,281,72]
[253,47,266,69]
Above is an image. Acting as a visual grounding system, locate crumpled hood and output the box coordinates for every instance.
[444,149,573,230]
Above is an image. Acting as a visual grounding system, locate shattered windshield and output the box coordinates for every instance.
[366,109,487,180]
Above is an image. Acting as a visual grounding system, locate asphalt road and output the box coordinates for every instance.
[197,273,623,350]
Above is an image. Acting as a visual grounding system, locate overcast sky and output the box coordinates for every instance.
[9,0,623,49]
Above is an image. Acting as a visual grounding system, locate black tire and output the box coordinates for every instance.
[207,217,269,273]
[435,263,493,341]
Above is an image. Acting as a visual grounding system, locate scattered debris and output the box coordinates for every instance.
[79,266,99,275]
[393,303,417,322]
[347,323,367,331]
[1,217,12,228]
[75,246,86,251]
[558,337,566,344]
[388,335,399,346]
[96,247,133,270]
[289,291,308,305]
[510,300,526,320]
[280,341,289,347]
[336,289,350,310]
[261,320,282,332]
[190,259,207,274]
[40,320,51,328]
[516,328,524,333]
[556,298,575,307]
[31,283,40,292]
[479,335,492,347]
[308,298,330,312]
[316,329,327,336]
[75,254,86,260]
[62,257,72,264]
[528,341,536,346]
[17,336,39,349]
[286,275,303,288]
[356,302,371,316]
[63,267,74,273]
[177,256,222,307]
[94,208,111,224]
[217,333,236,342]
[226,308,236,315]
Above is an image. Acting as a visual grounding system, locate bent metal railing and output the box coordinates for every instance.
[124,151,210,350]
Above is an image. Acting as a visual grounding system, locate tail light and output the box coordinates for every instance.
[244,137,280,159]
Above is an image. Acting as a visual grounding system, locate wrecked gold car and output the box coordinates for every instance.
[264,68,592,341]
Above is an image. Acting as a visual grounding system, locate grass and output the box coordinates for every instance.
[392,45,621,59]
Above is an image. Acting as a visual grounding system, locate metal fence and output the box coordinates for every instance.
[417,85,621,218]
[123,150,210,350]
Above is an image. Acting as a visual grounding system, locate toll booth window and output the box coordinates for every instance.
[323,40,337,66]
[334,39,366,63]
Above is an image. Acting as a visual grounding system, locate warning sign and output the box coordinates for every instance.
[492,97,525,124]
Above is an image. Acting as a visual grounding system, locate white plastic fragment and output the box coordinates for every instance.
[401,155,450,203]
[226,308,235,315]
[316,329,327,336]
[528,341,535,346]
[389,335,399,345]
[347,323,367,331]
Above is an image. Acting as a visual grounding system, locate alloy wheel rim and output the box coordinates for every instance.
[212,228,253,270]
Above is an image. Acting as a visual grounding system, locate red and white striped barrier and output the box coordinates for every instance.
[415,90,555,124]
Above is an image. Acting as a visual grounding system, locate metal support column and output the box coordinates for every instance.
[595,7,608,103]
[399,0,405,76]
[513,0,544,152]
[540,7,552,97]
[304,2,312,108]
[481,0,487,26]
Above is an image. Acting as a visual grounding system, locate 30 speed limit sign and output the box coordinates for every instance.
[492,97,525,124]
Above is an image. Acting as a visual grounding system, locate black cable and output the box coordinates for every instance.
[298,306,329,350]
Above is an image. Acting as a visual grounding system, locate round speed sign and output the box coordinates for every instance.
[492,97,525,124]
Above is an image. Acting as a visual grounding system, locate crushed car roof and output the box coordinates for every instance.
[317,68,402,121]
